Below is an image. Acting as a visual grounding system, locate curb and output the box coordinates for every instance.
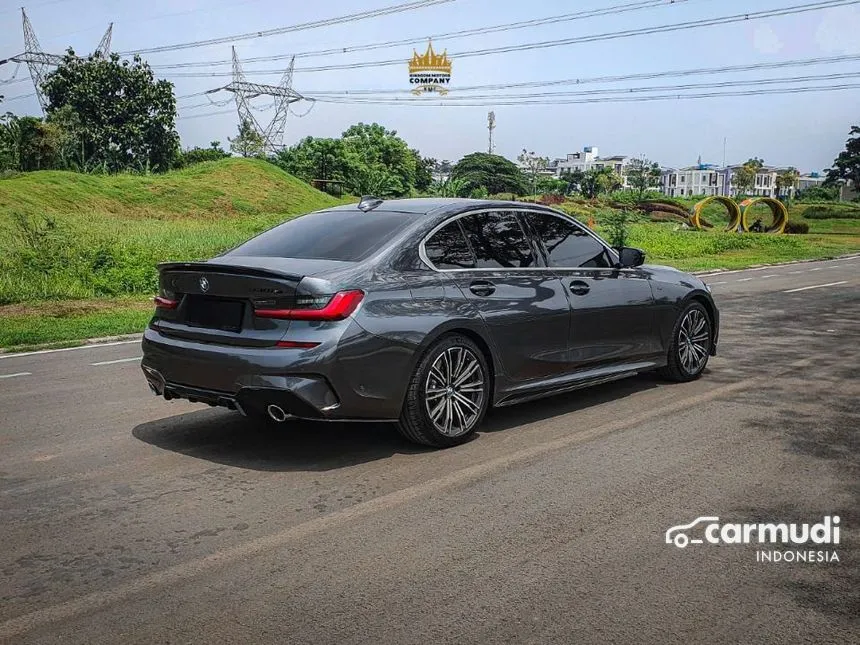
[691,252,860,277]
[0,333,142,357]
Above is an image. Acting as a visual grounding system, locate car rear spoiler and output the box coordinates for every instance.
[157,261,303,281]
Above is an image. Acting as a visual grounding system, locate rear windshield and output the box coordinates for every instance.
[227,210,413,262]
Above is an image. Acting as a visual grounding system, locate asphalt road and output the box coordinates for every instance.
[1,257,858,644]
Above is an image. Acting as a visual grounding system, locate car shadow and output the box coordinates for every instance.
[132,373,663,472]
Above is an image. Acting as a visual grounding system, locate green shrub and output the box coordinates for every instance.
[784,221,810,234]
[803,206,860,219]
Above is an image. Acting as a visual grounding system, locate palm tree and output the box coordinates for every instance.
[775,167,800,200]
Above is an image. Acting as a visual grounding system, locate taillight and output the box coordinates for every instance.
[255,290,364,321]
[275,340,321,349]
[153,295,178,309]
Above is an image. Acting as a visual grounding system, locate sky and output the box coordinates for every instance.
[1,0,858,172]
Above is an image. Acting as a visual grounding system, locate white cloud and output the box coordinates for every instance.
[815,6,860,54]
[752,24,783,55]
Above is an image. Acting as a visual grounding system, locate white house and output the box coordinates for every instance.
[661,164,825,199]
[661,165,724,198]
[546,146,633,187]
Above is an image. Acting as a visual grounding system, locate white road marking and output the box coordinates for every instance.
[736,277,753,282]
[789,271,803,274]
[0,339,140,360]
[0,372,31,379]
[709,281,727,285]
[761,274,778,278]
[783,281,848,294]
[90,357,141,366]
[809,267,822,271]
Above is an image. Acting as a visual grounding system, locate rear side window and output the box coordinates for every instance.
[459,211,536,269]
[228,210,413,262]
[424,221,476,269]
[526,212,612,268]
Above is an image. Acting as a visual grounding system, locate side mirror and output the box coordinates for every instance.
[616,247,645,268]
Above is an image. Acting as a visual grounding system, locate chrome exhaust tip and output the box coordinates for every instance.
[267,404,289,423]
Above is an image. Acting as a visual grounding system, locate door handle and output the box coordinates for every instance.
[469,280,496,297]
[569,280,590,296]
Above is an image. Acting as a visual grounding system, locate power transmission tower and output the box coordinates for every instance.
[209,47,307,153]
[0,9,113,113]
[487,111,496,154]
[96,23,114,57]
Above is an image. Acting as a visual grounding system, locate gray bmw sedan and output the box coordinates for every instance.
[142,197,719,447]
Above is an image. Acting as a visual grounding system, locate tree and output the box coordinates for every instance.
[825,126,860,189]
[625,158,663,199]
[535,175,567,196]
[0,113,65,171]
[451,152,526,196]
[341,123,416,196]
[732,157,764,195]
[430,176,468,197]
[565,166,621,199]
[517,149,549,197]
[176,140,230,167]
[412,150,435,192]
[775,167,800,200]
[273,136,349,186]
[229,119,266,158]
[796,185,839,202]
[42,50,179,172]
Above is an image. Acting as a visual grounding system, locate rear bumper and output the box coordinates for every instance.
[141,324,415,420]
[142,365,340,420]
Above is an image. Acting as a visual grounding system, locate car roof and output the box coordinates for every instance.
[324,198,560,217]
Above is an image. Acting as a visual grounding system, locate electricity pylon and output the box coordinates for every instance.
[207,47,306,153]
[0,9,113,113]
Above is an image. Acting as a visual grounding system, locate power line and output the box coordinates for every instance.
[152,0,695,70]
[177,108,235,121]
[120,0,458,55]
[306,72,860,103]
[2,92,37,102]
[157,0,860,78]
[313,83,860,106]
[298,54,860,96]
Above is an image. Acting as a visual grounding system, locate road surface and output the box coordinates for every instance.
[1,257,858,644]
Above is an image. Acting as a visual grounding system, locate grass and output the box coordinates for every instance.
[0,298,152,348]
[0,164,858,349]
[0,158,343,304]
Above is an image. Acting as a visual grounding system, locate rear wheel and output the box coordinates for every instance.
[397,334,490,448]
[658,302,712,382]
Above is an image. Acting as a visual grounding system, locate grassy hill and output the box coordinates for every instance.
[0,159,342,305]
[0,158,339,220]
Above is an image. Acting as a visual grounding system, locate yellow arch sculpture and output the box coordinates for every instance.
[738,197,789,234]
[689,196,743,231]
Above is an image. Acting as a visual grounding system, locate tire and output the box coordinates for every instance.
[658,301,713,382]
[397,334,491,448]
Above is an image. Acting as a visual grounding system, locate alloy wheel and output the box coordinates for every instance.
[678,308,710,375]
[424,346,485,437]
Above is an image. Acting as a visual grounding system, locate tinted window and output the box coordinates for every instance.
[527,212,612,268]
[229,210,413,262]
[459,211,535,269]
[424,221,475,269]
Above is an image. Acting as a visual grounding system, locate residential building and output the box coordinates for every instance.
[545,146,633,187]
[661,164,724,198]
[661,164,825,199]
[796,173,826,192]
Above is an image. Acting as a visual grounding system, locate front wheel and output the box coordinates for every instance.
[397,334,490,448]
[658,302,713,382]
